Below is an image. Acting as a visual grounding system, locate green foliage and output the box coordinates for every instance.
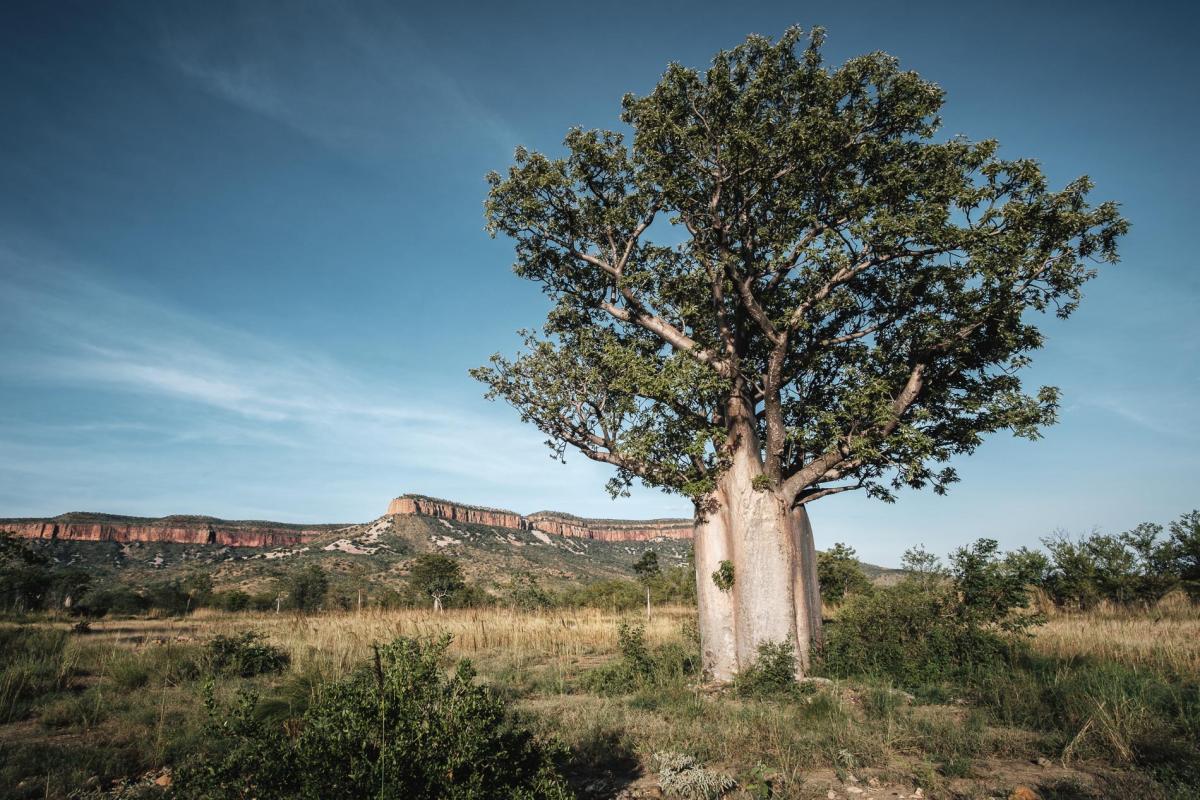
[633,550,661,582]
[507,572,554,611]
[74,584,148,617]
[205,632,289,678]
[173,635,572,799]
[584,623,699,695]
[475,25,1125,508]
[0,534,91,613]
[283,564,328,613]
[711,560,734,592]
[560,579,644,611]
[1169,510,1200,599]
[817,543,871,604]
[734,640,800,699]
[213,589,251,612]
[409,553,466,609]
[1040,515,1192,608]
[821,538,1038,688]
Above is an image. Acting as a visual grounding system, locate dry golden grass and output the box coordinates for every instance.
[1029,592,1200,676]
[75,605,695,674]
[67,594,1200,680]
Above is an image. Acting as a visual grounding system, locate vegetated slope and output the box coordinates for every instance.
[10,511,902,598]
[15,513,696,596]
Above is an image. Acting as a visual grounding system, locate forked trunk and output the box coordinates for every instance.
[693,454,822,682]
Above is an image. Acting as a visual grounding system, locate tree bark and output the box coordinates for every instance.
[693,452,822,681]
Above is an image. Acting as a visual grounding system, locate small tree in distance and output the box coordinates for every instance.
[409,553,465,613]
[817,543,871,604]
[284,565,328,614]
[474,26,1125,680]
[633,550,661,582]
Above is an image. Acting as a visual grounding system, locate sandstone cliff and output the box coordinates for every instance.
[386,494,692,541]
[526,512,692,542]
[2,495,696,550]
[1,513,335,549]
[386,496,529,531]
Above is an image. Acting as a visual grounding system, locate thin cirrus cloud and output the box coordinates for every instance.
[0,247,582,497]
[159,2,520,160]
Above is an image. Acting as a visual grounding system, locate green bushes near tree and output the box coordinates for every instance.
[584,622,699,695]
[0,534,90,613]
[1040,511,1200,608]
[205,631,290,678]
[172,634,572,800]
[283,564,328,613]
[821,539,1040,688]
[408,554,466,612]
[816,543,871,604]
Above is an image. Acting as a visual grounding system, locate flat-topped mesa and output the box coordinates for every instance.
[526,512,692,542]
[386,494,693,541]
[0,513,333,548]
[386,495,529,531]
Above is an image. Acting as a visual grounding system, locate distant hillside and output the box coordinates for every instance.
[9,511,903,599]
[13,513,695,598]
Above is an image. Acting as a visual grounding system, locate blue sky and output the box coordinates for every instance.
[1,1,1196,566]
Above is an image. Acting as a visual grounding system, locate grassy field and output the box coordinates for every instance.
[2,601,1198,799]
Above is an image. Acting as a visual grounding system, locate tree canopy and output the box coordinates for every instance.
[474,26,1126,509]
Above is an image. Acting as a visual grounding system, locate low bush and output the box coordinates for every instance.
[653,751,736,799]
[819,539,1038,688]
[734,640,801,698]
[172,634,572,800]
[817,543,872,604]
[205,631,289,677]
[583,623,698,695]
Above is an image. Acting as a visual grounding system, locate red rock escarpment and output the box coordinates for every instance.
[386,496,529,531]
[2,518,328,548]
[526,512,692,542]
[387,495,692,541]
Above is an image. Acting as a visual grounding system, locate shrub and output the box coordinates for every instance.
[584,623,698,695]
[408,554,465,611]
[820,538,1038,688]
[507,572,555,611]
[213,590,250,612]
[653,751,736,799]
[172,634,572,800]
[205,632,290,677]
[283,565,328,613]
[562,579,643,611]
[817,543,871,604]
[734,640,799,698]
[74,585,149,618]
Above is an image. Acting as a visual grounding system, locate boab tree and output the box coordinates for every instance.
[473,27,1125,681]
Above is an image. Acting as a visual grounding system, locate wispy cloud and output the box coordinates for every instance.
[0,242,689,521]
[1084,394,1199,441]
[160,2,519,159]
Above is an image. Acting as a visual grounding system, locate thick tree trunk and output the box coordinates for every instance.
[693,454,823,682]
